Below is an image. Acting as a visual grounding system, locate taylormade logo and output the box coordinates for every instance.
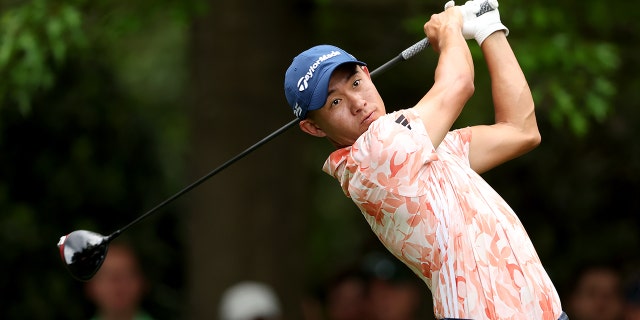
[293,103,302,118]
[297,51,341,92]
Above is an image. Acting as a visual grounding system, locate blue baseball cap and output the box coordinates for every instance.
[284,45,366,119]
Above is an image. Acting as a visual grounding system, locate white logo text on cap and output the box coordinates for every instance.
[297,51,341,92]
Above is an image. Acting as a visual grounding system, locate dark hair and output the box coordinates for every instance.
[566,262,622,296]
[320,266,369,303]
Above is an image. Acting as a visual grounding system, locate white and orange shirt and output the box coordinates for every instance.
[323,109,562,319]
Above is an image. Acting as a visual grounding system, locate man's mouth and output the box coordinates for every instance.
[361,111,375,125]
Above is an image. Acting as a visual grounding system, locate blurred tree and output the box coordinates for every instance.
[185,0,312,318]
[0,0,196,318]
[0,0,85,113]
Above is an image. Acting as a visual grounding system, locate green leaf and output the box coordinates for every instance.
[569,112,588,137]
[585,92,609,122]
[594,43,620,70]
[593,76,616,97]
[46,18,65,63]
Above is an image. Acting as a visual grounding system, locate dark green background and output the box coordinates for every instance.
[0,0,637,318]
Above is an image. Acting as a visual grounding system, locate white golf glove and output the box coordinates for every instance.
[444,0,509,46]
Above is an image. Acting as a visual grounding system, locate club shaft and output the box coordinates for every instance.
[106,118,299,241]
[107,37,431,241]
[371,38,430,77]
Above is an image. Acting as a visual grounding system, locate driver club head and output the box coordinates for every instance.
[57,230,110,281]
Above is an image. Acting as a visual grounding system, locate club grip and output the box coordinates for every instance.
[400,38,430,61]
[476,0,499,16]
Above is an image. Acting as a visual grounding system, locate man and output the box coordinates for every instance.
[323,267,369,320]
[362,251,425,320]
[566,264,624,320]
[85,242,154,320]
[284,0,566,319]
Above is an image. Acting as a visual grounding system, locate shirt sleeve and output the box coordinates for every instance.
[440,127,473,167]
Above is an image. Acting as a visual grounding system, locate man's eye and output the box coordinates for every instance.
[331,99,340,106]
[353,79,361,87]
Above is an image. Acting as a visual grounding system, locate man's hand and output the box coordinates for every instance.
[445,0,509,46]
[423,5,464,53]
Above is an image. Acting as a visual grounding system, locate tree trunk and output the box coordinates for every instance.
[186,0,312,318]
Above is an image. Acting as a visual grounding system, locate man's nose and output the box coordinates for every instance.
[349,94,366,114]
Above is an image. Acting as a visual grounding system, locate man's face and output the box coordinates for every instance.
[86,245,146,315]
[568,268,624,320]
[302,64,386,148]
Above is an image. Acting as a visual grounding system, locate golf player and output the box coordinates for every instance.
[284,0,567,319]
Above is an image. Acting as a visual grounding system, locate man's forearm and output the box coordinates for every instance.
[417,25,475,148]
[435,25,474,86]
[482,32,537,133]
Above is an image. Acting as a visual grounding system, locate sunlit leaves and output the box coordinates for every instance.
[0,1,86,113]
[517,35,620,136]
[504,1,622,137]
[0,0,203,114]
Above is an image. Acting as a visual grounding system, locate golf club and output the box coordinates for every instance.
[57,37,431,281]
[57,0,501,282]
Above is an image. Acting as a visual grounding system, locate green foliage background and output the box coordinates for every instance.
[0,0,638,318]
[0,0,196,318]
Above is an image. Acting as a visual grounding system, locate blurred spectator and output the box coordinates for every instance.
[566,263,624,320]
[324,268,368,320]
[624,273,640,320]
[85,241,153,320]
[218,281,282,320]
[362,252,423,320]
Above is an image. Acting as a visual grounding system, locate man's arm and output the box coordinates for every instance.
[468,32,541,174]
[413,7,475,149]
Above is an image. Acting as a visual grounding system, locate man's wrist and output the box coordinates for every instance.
[443,23,464,38]
[475,23,508,46]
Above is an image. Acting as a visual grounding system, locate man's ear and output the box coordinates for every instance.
[299,119,327,138]
[361,65,371,77]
